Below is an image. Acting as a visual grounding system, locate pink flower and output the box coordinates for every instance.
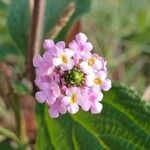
[86,71,111,91]
[80,88,103,114]
[62,87,82,114]
[33,52,54,77]
[33,32,112,118]
[35,76,51,90]
[36,81,60,105]
[80,53,103,74]
[52,47,74,71]
[48,97,66,118]
[69,33,93,60]
[43,39,55,51]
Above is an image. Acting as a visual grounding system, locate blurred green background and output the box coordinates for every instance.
[82,0,150,95]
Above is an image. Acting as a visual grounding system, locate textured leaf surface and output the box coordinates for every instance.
[36,103,54,150]
[36,85,150,150]
[7,0,30,55]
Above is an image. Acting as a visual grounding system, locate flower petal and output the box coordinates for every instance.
[52,58,61,66]
[62,96,70,105]
[64,48,74,57]
[86,74,95,86]
[101,79,112,91]
[33,54,43,67]
[50,81,61,97]
[97,71,107,81]
[60,59,74,71]
[83,42,93,51]
[69,40,78,50]
[35,91,46,103]
[80,61,93,74]
[54,47,64,56]
[45,66,54,76]
[46,96,56,105]
[75,33,87,43]
[56,41,65,49]
[81,99,91,111]
[48,108,59,118]
[94,59,103,70]
[91,102,103,114]
[97,92,103,101]
[43,39,55,50]
[67,104,79,114]
[43,52,53,64]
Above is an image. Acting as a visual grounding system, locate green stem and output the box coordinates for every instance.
[10,94,21,137]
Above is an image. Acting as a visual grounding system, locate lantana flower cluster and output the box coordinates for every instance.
[33,33,111,118]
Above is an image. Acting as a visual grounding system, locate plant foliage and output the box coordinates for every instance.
[36,85,150,150]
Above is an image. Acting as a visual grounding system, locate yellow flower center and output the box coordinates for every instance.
[70,93,77,104]
[61,54,68,64]
[94,77,102,85]
[88,58,95,66]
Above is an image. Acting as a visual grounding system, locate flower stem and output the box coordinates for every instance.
[27,0,46,92]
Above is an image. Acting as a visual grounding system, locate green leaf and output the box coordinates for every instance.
[35,103,54,150]
[0,43,18,61]
[0,0,7,11]
[44,0,70,34]
[57,0,91,40]
[0,141,14,150]
[36,84,150,149]
[7,0,30,56]
[44,0,91,38]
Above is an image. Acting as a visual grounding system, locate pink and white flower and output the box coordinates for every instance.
[80,53,103,74]
[33,52,54,77]
[35,81,60,105]
[33,33,112,118]
[48,97,66,118]
[52,47,74,71]
[86,71,111,91]
[43,39,55,51]
[69,33,93,60]
[62,87,82,114]
[81,88,103,114]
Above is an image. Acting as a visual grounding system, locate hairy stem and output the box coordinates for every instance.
[27,0,46,91]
